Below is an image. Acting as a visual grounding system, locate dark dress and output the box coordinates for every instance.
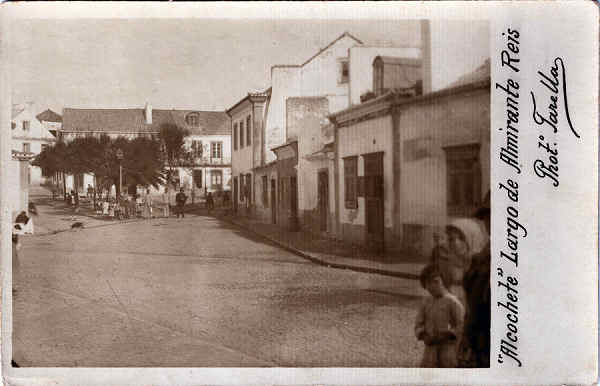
[175,192,187,216]
[462,241,491,367]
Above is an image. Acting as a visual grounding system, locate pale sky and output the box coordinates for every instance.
[10,18,488,114]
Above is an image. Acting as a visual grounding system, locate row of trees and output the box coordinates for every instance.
[32,123,191,204]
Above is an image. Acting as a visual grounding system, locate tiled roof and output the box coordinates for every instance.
[226,88,271,116]
[36,109,62,123]
[162,110,230,136]
[62,108,230,136]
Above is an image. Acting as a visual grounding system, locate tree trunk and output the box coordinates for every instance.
[115,177,121,202]
[92,175,97,208]
[62,171,67,202]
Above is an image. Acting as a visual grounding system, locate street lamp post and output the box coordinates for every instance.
[116,148,124,204]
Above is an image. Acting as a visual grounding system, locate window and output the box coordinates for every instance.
[193,169,203,188]
[262,175,268,207]
[185,113,199,126]
[191,140,203,158]
[279,178,284,204]
[444,144,482,216]
[211,141,222,159]
[11,122,15,130]
[339,60,349,84]
[245,173,252,202]
[22,142,31,153]
[246,115,251,147]
[22,121,30,131]
[41,144,48,152]
[344,156,358,209]
[239,120,244,148]
[211,170,223,188]
[233,123,238,150]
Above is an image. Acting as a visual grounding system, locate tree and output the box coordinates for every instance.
[34,134,165,203]
[32,141,69,201]
[159,123,191,189]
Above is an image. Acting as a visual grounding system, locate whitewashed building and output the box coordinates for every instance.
[59,104,231,198]
[11,103,59,186]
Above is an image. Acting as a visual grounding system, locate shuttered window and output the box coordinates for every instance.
[233,123,238,150]
[444,144,481,216]
[343,156,358,209]
[262,175,268,207]
[239,121,244,149]
[246,115,251,147]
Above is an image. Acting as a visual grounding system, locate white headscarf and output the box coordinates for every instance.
[447,218,489,257]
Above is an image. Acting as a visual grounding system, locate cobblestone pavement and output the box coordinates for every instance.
[13,200,427,367]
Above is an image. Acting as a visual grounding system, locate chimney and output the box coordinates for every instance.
[420,20,432,94]
[145,103,152,124]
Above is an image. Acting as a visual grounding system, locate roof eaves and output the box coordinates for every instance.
[329,90,396,122]
[300,31,363,67]
[394,78,491,108]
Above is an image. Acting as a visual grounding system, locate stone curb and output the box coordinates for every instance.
[217,215,420,280]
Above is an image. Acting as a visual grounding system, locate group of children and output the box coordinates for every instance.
[415,195,491,368]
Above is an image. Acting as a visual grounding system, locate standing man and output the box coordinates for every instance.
[175,187,187,219]
[87,184,94,200]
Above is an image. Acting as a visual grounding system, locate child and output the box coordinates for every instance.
[415,264,465,368]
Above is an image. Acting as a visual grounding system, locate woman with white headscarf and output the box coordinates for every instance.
[443,218,488,308]
[441,217,488,368]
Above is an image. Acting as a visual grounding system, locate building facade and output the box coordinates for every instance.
[9,152,32,218]
[330,68,490,260]
[250,32,363,227]
[286,97,335,235]
[227,89,270,216]
[11,104,59,186]
[59,104,231,197]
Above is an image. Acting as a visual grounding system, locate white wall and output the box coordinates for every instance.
[265,35,359,163]
[185,134,231,164]
[230,103,254,177]
[337,114,394,229]
[348,46,421,106]
[8,158,28,218]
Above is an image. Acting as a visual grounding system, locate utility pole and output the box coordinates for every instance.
[116,148,123,204]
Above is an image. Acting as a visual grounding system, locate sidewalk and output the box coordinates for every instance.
[213,209,425,280]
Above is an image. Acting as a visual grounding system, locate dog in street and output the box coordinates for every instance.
[71,222,84,230]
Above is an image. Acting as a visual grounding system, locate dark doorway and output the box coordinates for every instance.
[364,152,384,253]
[318,170,329,232]
[233,176,238,213]
[290,176,298,231]
[270,179,276,224]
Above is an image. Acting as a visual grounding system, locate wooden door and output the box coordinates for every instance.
[290,176,298,219]
[270,179,276,224]
[364,153,384,253]
[233,177,238,213]
[318,171,329,232]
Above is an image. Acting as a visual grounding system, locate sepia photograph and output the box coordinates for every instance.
[8,13,491,369]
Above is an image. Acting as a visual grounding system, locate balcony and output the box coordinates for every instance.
[183,155,231,167]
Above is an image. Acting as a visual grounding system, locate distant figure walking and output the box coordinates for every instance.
[206,192,214,214]
[143,188,153,219]
[87,184,94,200]
[162,188,171,218]
[70,190,79,221]
[175,188,187,218]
